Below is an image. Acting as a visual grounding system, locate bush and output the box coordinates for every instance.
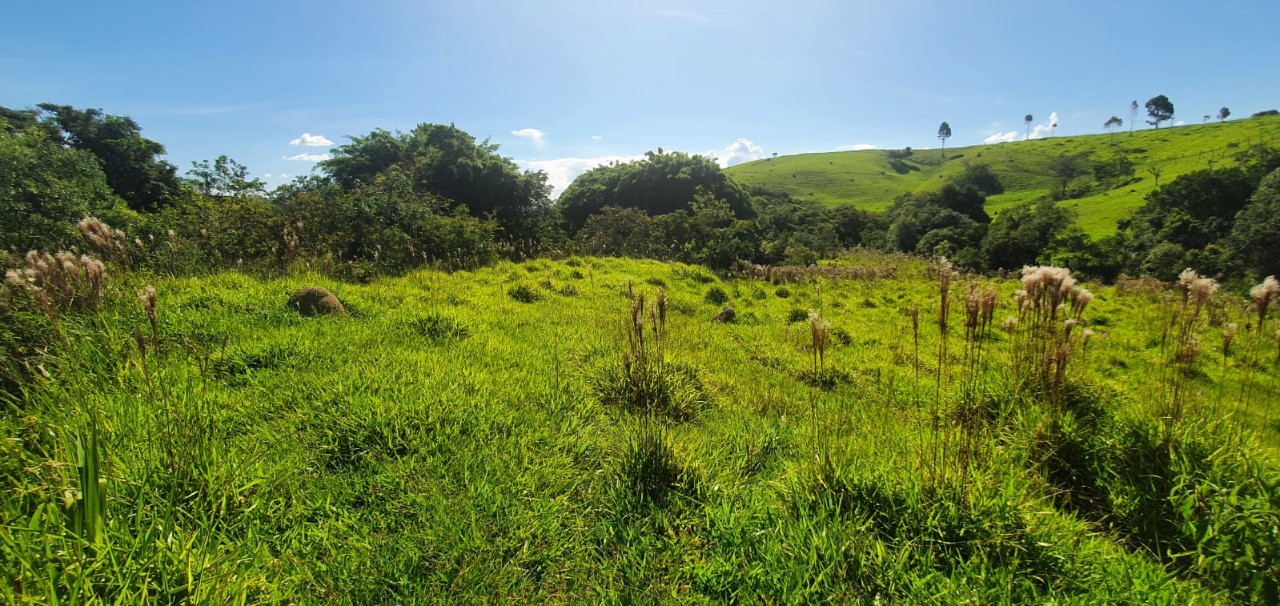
[507,283,542,303]
[704,285,729,305]
[406,312,469,341]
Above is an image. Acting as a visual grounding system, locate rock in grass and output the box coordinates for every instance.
[288,287,345,317]
[714,306,736,323]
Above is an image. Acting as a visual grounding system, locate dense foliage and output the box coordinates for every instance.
[558,151,754,231]
[320,124,554,242]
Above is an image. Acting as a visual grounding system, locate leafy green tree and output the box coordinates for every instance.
[1051,153,1092,198]
[31,104,182,212]
[320,123,551,241]
[576,206,658,258]
[1043,228,1128,282]
[557,151,753,232]
[0,125,120,251]
[186,155,265,198]
[830,204,884,248]
[1092,154,1135,188]
[1104,116,1123,143]
[752,193,840,263]
[885,184,988,253]
[1218,106,1230,122]
[1145,95,1175,129]
[937,122,952,159]
[1024,114,1033,140]
[950,163,1004,196]
[1228,168,1280,278]
[1126,167,1255,254]
[980,199,1072,270]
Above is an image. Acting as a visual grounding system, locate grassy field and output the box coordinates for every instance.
[726,115,1280,237]
[3,253,1280,603]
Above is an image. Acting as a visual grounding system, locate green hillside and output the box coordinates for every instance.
[726,115,1280,236]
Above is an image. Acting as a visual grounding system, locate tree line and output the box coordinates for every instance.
[3,103,1278,286]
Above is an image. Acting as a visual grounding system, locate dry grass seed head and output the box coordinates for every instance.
[1250,276,1279,325]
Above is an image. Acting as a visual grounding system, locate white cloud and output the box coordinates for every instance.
[983,131,1020,144]
[1174,120,1186,126]
[714,137,764,168]
[290,133,332,147]
[283,153,330,162]
[836,143,877,151]
[511,128,546,149]
[591,135,603,141]
[521,155,644,197]
[262,173,272,178]
[1026,112,1061,139]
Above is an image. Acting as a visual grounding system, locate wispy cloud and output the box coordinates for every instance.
[512,128,546,149]
[521,155,643,197]
[714,138,765,168]
[837,143,877,151]
[290,132,333,147]
[591,135,603,141]
[283,153,330,162]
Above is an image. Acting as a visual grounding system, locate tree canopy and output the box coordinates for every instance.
[19,104,183,212]
[319,124,552,239]
[1145,95,1175,129]
[557,151,753,232]
[0,124,120,251]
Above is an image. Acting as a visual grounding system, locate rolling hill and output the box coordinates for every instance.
[725,114,1280,237]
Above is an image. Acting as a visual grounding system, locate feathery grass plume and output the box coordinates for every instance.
[1177,268,1198,306]
[808,311,829,376]
[1011,266,1094,411]
[937,258,953,331]
[1081,328,1095,352]
[5,250,108,313]
[76,216,129,264]
[656,288,667,336]
[1250,276,1279,328]
[1222,323,1238,360]
[140,285,158,341]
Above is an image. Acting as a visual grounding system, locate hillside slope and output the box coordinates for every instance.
[726,115,1280,236]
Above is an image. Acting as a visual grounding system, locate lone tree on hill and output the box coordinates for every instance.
[1129,100,1139,134]
[1024,114,1033,140]
[1145,95,1175,129]
[1104,116,1123,144]
[937,122,951,159]
[1219,106,1231,122]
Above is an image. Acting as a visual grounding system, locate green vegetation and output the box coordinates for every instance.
[4,252,1280,602]
[725,115,1280,236]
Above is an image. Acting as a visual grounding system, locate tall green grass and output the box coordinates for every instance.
[2,252,1278,602]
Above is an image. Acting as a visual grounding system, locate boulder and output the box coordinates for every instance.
[288,287,345,317]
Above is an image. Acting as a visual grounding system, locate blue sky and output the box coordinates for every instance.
[4,0,1278,195]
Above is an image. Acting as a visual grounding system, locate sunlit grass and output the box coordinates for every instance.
[3,252,1278,602]
[726,115,1280,237]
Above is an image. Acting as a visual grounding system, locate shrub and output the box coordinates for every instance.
[613,423,688,506]
[406,312,469,341]
[508,283,541,303]
[704,285,729,305]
